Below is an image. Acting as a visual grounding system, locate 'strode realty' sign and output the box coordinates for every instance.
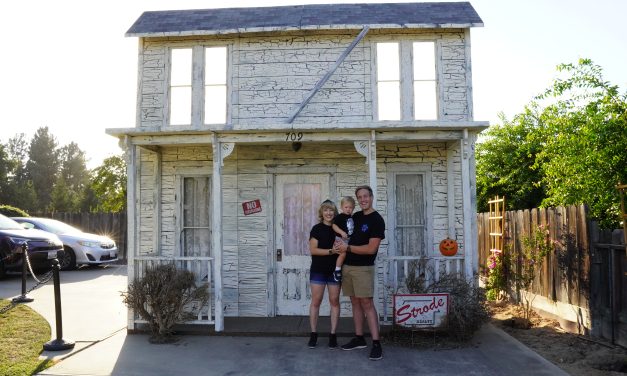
[393,293,449,327]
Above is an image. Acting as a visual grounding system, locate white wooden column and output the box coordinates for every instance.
[353,131,378,206]
[211,135,234,331]
[122,136,138,330]
[446,142,456,239]
[460,129,474,279]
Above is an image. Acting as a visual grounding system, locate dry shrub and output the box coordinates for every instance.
[404,262,489,341]
[122,263,209,343]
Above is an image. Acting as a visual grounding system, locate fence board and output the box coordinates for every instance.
[478,204,625,346]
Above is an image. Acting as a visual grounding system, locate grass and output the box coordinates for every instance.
[0,299,55,375]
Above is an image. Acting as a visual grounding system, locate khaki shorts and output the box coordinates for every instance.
[342,265,374,298]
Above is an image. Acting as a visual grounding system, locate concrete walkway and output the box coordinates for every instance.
[0,265,569,376]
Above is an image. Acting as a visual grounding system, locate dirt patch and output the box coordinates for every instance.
[489,301,627,376]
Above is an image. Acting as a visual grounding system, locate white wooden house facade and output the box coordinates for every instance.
[106,2,487,331]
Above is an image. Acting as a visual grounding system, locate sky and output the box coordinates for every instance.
[1,0,625,169]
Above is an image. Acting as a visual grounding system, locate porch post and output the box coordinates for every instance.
[211,134,224,331]
[122,136,137,330]
[369,130,378,207]
[211,135,234,331]
[460,129,474,279]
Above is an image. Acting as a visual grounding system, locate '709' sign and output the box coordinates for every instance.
[393,293,449,327]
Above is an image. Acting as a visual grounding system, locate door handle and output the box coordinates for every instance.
[276,249,282,262]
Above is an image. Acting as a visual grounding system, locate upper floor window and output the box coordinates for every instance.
[204,47,227,124]
[170,48,192,125]
[375,41,437,121]
[169,46,228,126]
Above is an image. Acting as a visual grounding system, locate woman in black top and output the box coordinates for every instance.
[307,199,341,349]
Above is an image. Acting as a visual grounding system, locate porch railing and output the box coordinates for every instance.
[132,256,214,325]
[380,255,465,323]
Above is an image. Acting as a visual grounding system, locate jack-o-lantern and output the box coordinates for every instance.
[439,238,458,256]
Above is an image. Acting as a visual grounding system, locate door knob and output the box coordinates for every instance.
[276,249,282,261]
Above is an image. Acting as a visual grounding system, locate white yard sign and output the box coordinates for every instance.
[393,293,449,327]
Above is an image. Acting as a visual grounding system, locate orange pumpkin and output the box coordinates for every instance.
[439,238,458,256]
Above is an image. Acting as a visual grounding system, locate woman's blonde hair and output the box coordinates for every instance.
[318,199,338,222]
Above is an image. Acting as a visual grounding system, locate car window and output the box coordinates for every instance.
[0,214,24,230]
[19,222,36,230]
[28,218,80,234]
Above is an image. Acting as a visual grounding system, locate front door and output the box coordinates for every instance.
[274,174,330,315]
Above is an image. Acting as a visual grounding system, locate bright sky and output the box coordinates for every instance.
[1,0,625,169]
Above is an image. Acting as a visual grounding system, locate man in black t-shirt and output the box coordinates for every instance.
[335,185,385,361]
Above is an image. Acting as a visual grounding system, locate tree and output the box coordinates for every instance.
[0,144,11,203]
[3,134,36,211]
[26,127,59,211]
[89,155,127,212]
[51,142,89,211]
[476,59,626,228]
[535,59,627,228]
[475,108,546,212]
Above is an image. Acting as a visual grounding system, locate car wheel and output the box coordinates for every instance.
[59,247,77,271]
[0,259,6,279]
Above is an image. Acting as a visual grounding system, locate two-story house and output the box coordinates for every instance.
[106,2,486,332]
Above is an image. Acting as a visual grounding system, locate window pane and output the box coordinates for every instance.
[205,86,226,124]
[205,47,227,85]
[376,43,399,81]
[414,81,437,120]
[413,42,435,80]
[170,87,191,125]
[171,49,192,86]
[283,183,320,256]
[377,82,400,120]
[395,174,425,257]
[182,176,210,259]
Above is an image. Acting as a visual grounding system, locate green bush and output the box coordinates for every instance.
[0,205,29,217]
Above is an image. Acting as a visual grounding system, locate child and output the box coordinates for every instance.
[331,196,355,282]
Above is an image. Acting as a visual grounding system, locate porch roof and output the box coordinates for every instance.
[106,121,488,146]
[126,2,484,37]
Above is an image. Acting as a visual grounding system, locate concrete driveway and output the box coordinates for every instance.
[0,265,568,376]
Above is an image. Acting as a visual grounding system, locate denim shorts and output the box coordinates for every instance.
[310,272,340,286]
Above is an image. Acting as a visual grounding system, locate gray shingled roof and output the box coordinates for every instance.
[126,2,483,37]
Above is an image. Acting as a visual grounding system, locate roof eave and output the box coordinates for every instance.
[125,22,484,38]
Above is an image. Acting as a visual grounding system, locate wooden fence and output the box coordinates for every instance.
[477,205,627,347]
[34,212,127,260]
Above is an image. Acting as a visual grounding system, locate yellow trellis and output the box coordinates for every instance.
[488,195,505,252]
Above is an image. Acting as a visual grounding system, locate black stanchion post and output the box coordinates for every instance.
[43,258,75,351]
[12,243,33,304]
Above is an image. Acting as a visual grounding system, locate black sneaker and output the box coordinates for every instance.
[341,336,367,350]
[333,269,342,283]
[308,332,318,348]
[328,334,338,349]
[369,343,383,360]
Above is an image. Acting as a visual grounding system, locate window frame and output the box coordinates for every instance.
[373,39,440,122]
[167,44,230,128]
[386,164,433,258]
[174,173,212,258]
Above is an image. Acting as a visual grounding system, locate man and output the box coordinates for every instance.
[336,185,385,361]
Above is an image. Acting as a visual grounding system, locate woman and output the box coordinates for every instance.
[307,199,341,349]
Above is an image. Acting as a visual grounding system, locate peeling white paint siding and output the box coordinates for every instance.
[130,27,477,317]
[136,30,470,128]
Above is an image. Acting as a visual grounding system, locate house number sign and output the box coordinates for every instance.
[393,293,449,327]
[242,199,262,215]
[285,132,303,141]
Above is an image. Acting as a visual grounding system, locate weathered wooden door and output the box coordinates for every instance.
[274,174,330,315]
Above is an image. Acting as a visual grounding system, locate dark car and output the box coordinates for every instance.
[0,213,63,279]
